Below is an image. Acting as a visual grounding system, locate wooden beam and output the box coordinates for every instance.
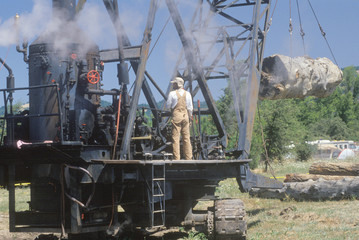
[309,162,359,176]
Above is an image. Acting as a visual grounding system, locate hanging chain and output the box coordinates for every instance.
[307,0,339,66]
[296,0,306,55]
[289,0,293,68]
[289,0,293,37]
[266,0,279,33]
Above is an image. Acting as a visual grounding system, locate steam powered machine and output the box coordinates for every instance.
[0,0,282,239]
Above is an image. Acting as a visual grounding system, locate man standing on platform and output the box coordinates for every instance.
[167,77,193,160]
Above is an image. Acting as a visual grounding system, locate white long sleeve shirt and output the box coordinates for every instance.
[166,88,193,115]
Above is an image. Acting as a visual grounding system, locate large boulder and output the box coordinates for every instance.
[259,54,343,100]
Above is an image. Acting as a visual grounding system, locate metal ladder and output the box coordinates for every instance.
[150,161,166,228]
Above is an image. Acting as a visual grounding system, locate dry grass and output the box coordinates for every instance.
[259,156,359,178]
[240,190,359,240]
[216,157,359,240]
[0,213,42,240]
[0,187,30,212]
[0,187,37,240]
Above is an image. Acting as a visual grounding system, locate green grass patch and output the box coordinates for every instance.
[0,187,30,212]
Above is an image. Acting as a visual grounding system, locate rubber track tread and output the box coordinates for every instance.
[214,199,247,240]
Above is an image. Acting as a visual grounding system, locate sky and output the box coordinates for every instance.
[0,0,358,107]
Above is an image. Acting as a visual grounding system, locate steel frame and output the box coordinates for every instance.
[101,0,273,159]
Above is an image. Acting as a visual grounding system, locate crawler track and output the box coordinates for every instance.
[214,199,247,240]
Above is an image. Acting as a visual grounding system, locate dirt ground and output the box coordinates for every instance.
[0,214,187,240]
[0,214,47,240]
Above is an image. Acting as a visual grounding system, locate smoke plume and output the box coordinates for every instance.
[0,0,145,57]
[0,0,51,47]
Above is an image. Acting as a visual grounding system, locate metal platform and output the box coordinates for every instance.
[91,159,251,165]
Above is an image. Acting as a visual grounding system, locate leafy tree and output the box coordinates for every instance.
[330,89,356,125]
[216,83,239,149]
[309,117,351,140]
[296,97,322,126]
[342,66,359,100]
[258,99,307,162]
[295,142,316,161]
[248,114,264,168]
[199,115,217,136]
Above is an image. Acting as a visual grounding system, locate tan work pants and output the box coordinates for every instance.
[172,117,192,160]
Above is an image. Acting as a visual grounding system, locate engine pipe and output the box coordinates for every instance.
[14,13,29,63]
[0,58,15,146]
[0,58,14,92]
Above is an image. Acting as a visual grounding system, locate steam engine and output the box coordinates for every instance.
[0,0,282,239]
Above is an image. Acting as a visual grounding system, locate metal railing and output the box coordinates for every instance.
[0,83,64,146]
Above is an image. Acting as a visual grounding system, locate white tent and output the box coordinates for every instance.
[337,149,356,160]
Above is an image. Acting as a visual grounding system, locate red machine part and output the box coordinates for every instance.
[87,70,100,84]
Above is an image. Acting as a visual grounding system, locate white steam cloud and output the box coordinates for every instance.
[0,0,145,56]
[0,0,51,47]
[0,17,18,46]
[77,2,145,48]
[164,1,223,74]
[76,2,117,48]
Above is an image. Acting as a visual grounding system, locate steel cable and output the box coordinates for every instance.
[296,0,306,55]
[0,46,10,72]
[307,0,339,66]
